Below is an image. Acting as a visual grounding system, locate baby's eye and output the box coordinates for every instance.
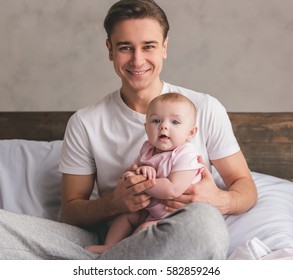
[152,119,160,124]
[172,120,180,125]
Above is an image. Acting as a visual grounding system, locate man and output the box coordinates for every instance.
[0,0,257,259]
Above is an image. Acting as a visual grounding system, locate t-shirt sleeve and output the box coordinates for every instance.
[204,97,240,160]
[58,112,96,175]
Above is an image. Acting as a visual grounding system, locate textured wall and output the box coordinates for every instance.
[0,0,292,112]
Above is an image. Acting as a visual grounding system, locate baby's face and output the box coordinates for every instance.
[145,101,196,154]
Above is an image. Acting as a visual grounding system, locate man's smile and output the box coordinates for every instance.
[126,69,150,76]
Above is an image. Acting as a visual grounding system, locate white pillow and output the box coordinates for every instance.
[0,139,63,221]
[218,171,293,256]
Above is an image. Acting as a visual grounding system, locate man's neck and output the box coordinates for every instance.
[120,80,164,114]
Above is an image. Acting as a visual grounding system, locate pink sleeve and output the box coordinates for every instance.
[171,143,204,174]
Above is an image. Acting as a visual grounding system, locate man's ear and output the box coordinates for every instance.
[163,36,169,59]
[106,39,113,61]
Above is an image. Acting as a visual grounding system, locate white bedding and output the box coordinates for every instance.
[0,139,62,221]
[225,172,293,258]
[0,139,292,259]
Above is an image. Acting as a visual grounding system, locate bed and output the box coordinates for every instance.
[0,111,292,260]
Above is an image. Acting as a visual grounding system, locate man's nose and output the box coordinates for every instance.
[130,49,145,67]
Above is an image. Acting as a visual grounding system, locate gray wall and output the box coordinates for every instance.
[0,0,292,112]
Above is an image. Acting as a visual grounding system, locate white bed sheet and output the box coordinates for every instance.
[219,171,293,259]
[228,237,293,259]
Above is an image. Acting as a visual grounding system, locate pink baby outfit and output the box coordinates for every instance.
[135,141,204,220]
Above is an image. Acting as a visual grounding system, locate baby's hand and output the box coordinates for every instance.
[135,166,156,180]
[121,170,136,180]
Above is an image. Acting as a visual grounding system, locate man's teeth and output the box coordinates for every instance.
[130,70,147,75]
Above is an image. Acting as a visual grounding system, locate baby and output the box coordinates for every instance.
[86,92,203,253]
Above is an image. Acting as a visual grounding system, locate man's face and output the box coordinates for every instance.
[106,18,168,93]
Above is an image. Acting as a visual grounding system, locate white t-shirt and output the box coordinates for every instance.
[59,82,240,196]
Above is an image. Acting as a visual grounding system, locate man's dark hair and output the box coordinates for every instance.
[104,0,169,40]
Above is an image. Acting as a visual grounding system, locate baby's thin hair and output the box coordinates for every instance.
[147,93,197,118]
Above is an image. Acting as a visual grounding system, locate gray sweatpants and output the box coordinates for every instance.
[0,202,229,260]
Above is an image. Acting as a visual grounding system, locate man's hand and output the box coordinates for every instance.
[112,173,155,214]
[159,156,227,213]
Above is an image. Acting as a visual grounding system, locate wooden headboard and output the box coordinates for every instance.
[0,112,292,181]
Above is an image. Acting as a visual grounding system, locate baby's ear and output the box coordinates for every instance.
[188,126,197,140]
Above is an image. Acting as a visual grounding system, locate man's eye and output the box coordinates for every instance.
[144,45,154,50]
[119,46,132,51]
